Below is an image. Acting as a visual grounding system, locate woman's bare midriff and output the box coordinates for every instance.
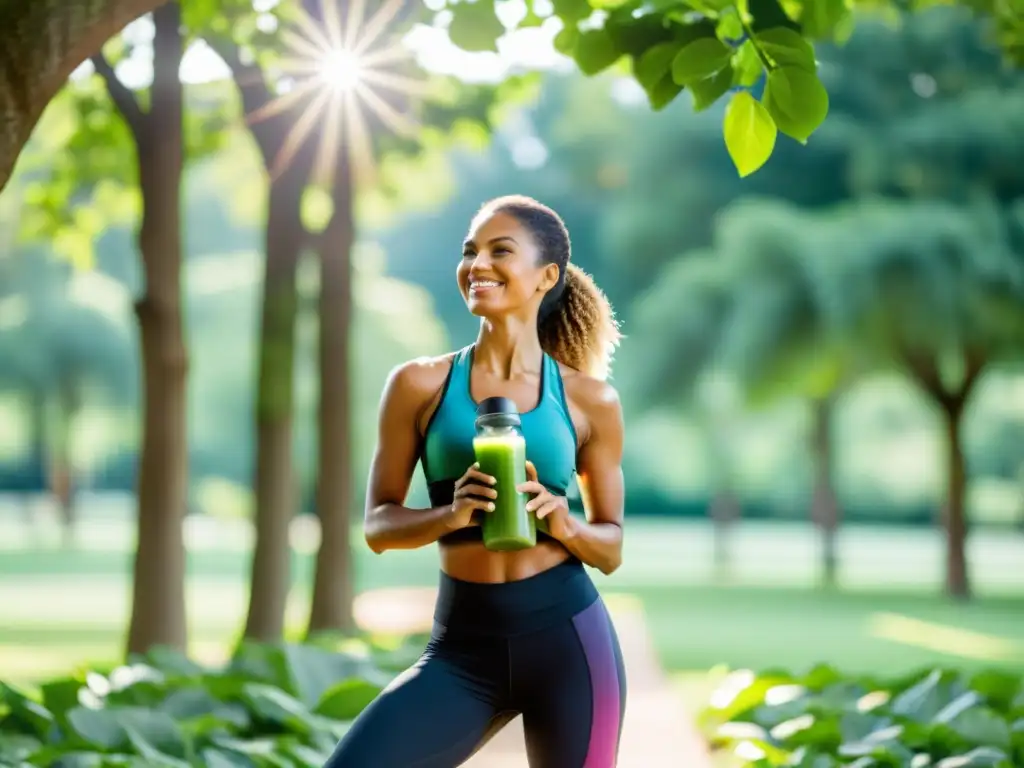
[440,538,572,583]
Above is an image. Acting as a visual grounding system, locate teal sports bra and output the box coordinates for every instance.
[421,345,578,545]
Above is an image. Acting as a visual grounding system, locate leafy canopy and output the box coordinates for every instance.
[436,0,1024,177]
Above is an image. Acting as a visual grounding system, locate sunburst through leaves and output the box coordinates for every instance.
[249,0,432,185]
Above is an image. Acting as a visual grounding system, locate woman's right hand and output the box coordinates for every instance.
[447,463,497,530]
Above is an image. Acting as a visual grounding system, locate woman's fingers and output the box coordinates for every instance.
[534,500,562,520]
[468,497,495,513]
[524,460,538,482]
[517,480,546,499]
[454,483,498,500]
[458,465,496,488]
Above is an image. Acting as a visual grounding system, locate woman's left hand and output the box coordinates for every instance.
[518,461,573,541]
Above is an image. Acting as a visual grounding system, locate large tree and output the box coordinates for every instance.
[625,200,855,586]
[18,1,226,653]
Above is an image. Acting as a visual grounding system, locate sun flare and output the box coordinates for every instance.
[319,48,363,92]
[245,0,429,184]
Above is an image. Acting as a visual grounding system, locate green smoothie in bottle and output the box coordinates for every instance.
[474,396,536,551]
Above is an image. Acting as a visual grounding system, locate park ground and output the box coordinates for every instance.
[2,495,1023,758]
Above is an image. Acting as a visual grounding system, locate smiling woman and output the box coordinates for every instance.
[323,196,628,767]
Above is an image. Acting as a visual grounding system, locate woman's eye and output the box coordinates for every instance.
[493,248,510,257]
[462,250,474,259]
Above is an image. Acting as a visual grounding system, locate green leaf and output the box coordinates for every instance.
[747,0,800,33]
[799,0,851,40]
[946,707,1012,749]
[39,678,83,720]
[66,708,126,750]
[633,42,684,110]
[200,748,256,768]
[314,679,384,721]
[574,29,621,75]
[763,66,829,143]
[280,643,380,709]
[550,0,593,24]
[0,734,41,763]
[723,91,777,177]
[690,66,734,112]
[241,683,316,734]
[732,40,764,87]
[755,27,817,71]
[968,670,1022,714]
[1,683,55,738]
[634,42,680,91]
[447,0,505,53]
[553,25,579,56]
[935,747,1011,767]
[647,78,685,111]
[671,38,734,85]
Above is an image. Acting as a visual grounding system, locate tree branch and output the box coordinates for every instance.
[90,53,146,136]
[204,37,281,167]
[957,346,987,402]
[900,343,945,399]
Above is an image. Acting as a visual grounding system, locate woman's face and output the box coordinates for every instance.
[458,210,560,320]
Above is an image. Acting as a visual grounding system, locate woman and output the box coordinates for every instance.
[326,195,626,768]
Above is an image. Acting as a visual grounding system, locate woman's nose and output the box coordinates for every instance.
[470,252,493,271]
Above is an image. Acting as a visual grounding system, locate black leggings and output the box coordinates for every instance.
[324,558,627,768]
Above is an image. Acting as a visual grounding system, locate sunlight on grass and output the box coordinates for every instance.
[868,611,1024,662]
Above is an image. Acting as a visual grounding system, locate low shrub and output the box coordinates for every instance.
[700,664,1024,767]
[0,634,429,767]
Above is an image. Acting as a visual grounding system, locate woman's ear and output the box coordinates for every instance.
[538,262,560,293]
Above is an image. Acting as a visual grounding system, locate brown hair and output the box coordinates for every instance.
[478,195,621,380]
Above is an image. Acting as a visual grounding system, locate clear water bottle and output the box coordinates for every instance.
[474,396,536,551]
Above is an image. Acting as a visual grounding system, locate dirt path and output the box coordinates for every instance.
[353,589,713,768]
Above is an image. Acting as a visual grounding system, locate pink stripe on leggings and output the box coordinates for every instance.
[572,599,622,767]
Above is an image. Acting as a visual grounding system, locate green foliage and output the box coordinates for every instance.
[437,0,1024,177]
[17,10,237,268]
[700,664,1024,766]
[628,196,1024,411]
[0,637,427,767]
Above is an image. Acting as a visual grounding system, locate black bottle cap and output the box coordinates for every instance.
[475,396,521,429]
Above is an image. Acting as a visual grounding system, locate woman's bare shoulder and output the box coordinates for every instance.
[557,364,622,420]
[386,352,459,405]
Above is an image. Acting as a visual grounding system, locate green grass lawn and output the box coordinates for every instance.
[1,503,1022,687]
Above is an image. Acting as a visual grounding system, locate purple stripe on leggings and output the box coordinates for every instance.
[572,599,622,768]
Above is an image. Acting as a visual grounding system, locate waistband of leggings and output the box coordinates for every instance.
[433,557,599,637]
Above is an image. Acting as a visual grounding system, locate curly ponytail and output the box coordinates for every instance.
[538,264,620,380]
[480,195,622,380]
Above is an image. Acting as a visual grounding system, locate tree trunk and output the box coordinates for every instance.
[243,175,306,642]
[941,403,970,600]
[52,378,80,548]
[308,149,356,636]
[123,2,189,654]
[809,396,840,588]
[708,491,739,582]
[22,389,48,528]
[0,0,166,193]
[901,347,984,601]
[703,411,738,582]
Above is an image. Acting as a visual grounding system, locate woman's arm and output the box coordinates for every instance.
[363,360,458,554]
[558,380,626,575]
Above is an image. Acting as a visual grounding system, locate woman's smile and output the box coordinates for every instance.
[469,278,505,296]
